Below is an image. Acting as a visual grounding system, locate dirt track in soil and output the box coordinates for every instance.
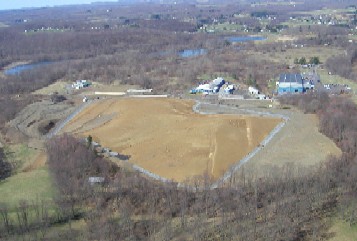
[63,98,281,181]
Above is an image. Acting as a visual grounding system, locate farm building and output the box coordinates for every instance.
[190,77,225,94]
[277,73,315,94]
[223,84,235,94]
[72,80,91,89]
[248,86,260,95]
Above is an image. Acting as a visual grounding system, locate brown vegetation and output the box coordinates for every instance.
[326,46,357,80]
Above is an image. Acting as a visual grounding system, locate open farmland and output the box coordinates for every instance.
[63,98,281,182]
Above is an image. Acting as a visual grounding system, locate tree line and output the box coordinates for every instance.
[326,46,357,80]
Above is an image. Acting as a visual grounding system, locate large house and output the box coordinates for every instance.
[277,73,315,94]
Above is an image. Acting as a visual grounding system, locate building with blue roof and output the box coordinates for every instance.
[276,73,315,94]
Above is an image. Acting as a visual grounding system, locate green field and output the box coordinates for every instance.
[293,8,355,16]
[5,144,38,172]
[204,22,244,33]
[273,46,342,64]
[249,46,342,71]
[329,219,357,241]
[0,143,54,209]
[0,167,54,209]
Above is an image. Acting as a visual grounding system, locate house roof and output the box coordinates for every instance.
[197,84,211,90]
[212,77,224,85]
[279,73,303,84]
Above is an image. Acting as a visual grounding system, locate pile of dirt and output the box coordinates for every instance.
[64,98,281,181]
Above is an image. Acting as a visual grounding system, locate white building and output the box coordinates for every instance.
[223,84,235,94]
[191,77,225,94]
[72,80,91,89]
[248,86,260,95]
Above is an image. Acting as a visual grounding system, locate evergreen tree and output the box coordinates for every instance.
[309,56,320,65]
[299,57,307,65]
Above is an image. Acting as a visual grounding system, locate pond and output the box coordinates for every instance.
[226,36,266,43]
[4,62,53,75]
[178,49,207,58]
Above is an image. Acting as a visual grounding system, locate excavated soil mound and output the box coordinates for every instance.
[64,98,281,181]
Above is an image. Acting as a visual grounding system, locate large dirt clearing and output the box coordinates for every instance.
[64,98,281,181]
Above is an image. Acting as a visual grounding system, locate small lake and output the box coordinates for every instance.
[4,62,52,75]
[178,49,207,58]
[227,36,266,43]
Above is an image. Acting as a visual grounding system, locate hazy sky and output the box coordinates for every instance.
[0,0,119,11]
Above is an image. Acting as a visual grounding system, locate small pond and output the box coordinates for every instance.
[178,49,207,58]
[4,62,53,75]
[226,36,266,43]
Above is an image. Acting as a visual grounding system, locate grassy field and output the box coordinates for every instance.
[281,19,315,28]
[293,8,355,16]
[259,46,344,65]
[244,107,341,175]
[0,167,54,209]
[329,219,357,241]
[5,144,38,172]
[33,81,68,95]
[204,23,243,33]
[0,142,54,209]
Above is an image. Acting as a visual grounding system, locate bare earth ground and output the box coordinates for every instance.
[245,110,342,175]
[63,98,281,181]
[211,100,342,176]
